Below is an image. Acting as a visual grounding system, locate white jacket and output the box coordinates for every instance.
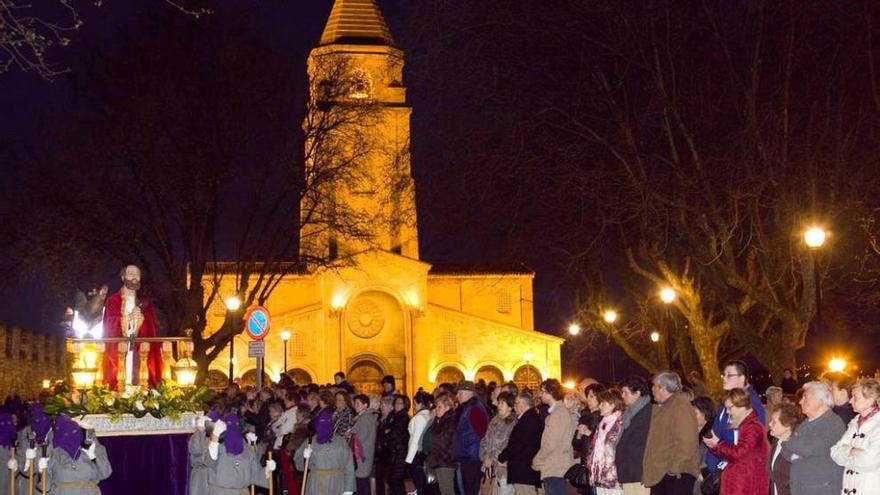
[830,409,880,494]
[406,409,431,463]
[271,408,297,450]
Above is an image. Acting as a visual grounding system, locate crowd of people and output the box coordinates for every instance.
[1,364,879,495]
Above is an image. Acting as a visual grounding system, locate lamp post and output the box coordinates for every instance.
[568,323,581,336]
[225,296,242,385]
[280,330,291,375]
[602,309,618,383]
[804,227,826,338]
[659,287,676,368]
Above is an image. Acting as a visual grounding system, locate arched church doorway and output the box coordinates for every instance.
[475,365,504,386]
[513,365,542,392]
[286,368,313,386]
[435,366,465,386]
[348,360,385,395]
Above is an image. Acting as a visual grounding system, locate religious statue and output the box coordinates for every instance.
[101,264,163,390]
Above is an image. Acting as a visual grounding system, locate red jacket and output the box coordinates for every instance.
[710,411,769,495]
[101,290,163,390]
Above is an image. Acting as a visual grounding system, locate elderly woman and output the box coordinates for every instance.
[480,392,518,495]
[831,378,880,494]
[426,392,458,495]
[703,388,769,495]
[768,402,803,495]
[587,389,625,495]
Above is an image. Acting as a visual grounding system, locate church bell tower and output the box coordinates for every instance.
[299,0,419,263]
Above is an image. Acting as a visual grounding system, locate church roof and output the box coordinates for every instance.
[319,0,395,47]
[428,262,535,277]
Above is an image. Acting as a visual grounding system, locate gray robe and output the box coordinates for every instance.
[14,426,54,494]
[45,443,112,495]
[349,410,378,478]
[204,442,268,495]
[294,435,355,495]
[1,446,11,495]
[780,408,845,495]
[187,432,210,495]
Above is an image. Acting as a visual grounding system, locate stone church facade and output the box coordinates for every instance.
[203,0,562,394]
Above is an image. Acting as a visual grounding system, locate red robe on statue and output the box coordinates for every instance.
[101,290,163,390]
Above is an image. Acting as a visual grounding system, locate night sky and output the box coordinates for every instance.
[3,1,879,382]
[0,2,576,345]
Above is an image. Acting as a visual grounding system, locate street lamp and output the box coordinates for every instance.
[660,287,676,304]
[568,323,581,336]
[280,330,291,374]
[828,357,847,373]
[225,295,242,385]
[650,331,660,343]
[804,227,827,249]
[603,310,618,324]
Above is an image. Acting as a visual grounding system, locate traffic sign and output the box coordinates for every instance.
[243,305,271,340]
[248,340,265,358]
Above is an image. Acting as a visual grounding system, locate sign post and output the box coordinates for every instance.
[243,306,271,390]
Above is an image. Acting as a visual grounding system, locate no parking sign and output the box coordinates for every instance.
[243,305,271,340]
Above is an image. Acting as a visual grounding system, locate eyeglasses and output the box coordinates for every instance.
[721,373,743,379]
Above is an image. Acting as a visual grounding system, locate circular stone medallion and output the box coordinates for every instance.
[347,299,385,338]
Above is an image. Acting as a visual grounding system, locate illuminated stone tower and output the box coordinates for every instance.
[299,0,419,262]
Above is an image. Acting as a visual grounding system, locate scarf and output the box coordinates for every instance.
[857,406,879,429]
[29,403,51,444]
[223,413,244,455]
[53,414,83,459]
[0,414,15,448]
[590,411,621,483]
[619,395,650,433]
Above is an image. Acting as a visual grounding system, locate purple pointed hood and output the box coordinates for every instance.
[222,412,244,455]
[28,403,51,444]
[53,414,83,459]
[206,410,222,422]
[0,414,15,448]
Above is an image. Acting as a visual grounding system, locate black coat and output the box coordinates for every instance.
[498,408,543,486]
[377,410,410,480]
[613,400,652,483]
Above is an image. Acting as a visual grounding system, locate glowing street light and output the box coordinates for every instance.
[660,287,676,304]
[568,323,581,336]
[804,227,827,249]
[603,310,618,324]
[563,380,576,390]
[828,357,847,373]
[224,296,242,311]
[650,331,660,343]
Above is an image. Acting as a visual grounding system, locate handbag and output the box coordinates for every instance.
[700,469,721,495]
[349,433,366,461]
[564,462,590,488]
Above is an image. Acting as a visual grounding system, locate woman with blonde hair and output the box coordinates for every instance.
[831,378,880,494]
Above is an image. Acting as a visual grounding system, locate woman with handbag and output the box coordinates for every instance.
[587,390,624,495]
[480,392,517,495]
[702,388,769,495]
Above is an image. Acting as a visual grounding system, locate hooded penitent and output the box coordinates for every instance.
[53,414,84,459]
[0,414,16,448]
[28,403,51,443]
[223,413,244,455]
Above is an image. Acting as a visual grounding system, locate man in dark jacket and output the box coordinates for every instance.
[615,376,653,494]
[498,392,543,495]
[454,380,488,495]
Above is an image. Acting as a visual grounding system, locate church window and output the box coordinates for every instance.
[496,290,512,314]
[513,365,542,392]
[348,69,372,100]
[292,332,305,357]
[442,332,457,354]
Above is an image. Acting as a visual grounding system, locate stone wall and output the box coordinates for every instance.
[0,325,67,398]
